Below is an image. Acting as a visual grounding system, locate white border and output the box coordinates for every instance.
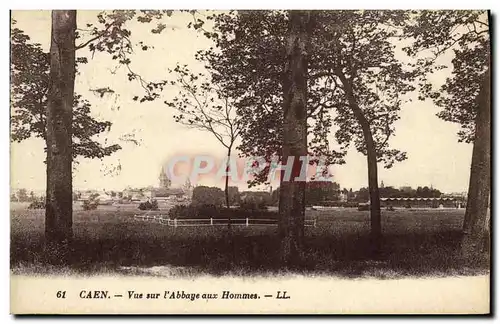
[3,1,498,323]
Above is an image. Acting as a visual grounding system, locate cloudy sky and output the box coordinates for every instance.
[10,10,478,194]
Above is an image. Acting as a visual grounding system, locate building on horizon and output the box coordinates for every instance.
[123,168,193,204]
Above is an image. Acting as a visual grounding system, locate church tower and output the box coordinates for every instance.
[159,167,171,188]
[183,177,193,200]
[183,177,193,191]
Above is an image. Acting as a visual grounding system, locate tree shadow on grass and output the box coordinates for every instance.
[11,227,489,278]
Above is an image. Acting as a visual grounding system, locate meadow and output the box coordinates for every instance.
[10,202,490,278]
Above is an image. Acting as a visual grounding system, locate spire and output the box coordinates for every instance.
[183,177,192,190]
[159,167,170,188]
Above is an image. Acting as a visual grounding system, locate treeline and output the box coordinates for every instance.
[192,183,444,208]
[192,182,342,208]
[11,10,489,263]
[356,186,442,202]
[10,189,40,202]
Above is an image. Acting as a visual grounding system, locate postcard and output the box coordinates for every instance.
[10,9,491,314]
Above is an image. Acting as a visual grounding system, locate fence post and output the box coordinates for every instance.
[314,219,317,227]
[210,218,213,226]
[246,217,249,227]
[174,218,177,228]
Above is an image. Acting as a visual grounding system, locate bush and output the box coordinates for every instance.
[239,200,267,211]
[168,204,279,220]
[222,208,278,220]
[138,199,159,211]
[343,201,359,208]
[28,200,45,209]
[357,203,370,211]
[168,204,221,219]
[191,186,224,207]
[197,204,219,217]
[83,200,98,211]
[169,205,194,219]
[308,201,358,208]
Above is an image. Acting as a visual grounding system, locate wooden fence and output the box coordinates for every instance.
[133,214,316,227]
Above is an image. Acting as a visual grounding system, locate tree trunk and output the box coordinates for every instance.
[225,146,232,230]
[365,130,382,254]
[225,147,231,209]
[278,10,311,266]
[338,73,382,255]
[45,10,76,253]
[461,67,491,258]
[353,108,382,255]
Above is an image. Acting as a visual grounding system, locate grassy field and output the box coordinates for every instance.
[10,203,490,278]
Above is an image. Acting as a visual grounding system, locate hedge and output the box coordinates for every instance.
[168,204,279,220]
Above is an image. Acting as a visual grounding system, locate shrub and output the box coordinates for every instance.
[191,186,224,207]
[138,202,148,210]
[168,204,279,220]
[240,200,267,211]
[257,200,268,210]
[357,203,370,211]
[342,201,359,208]
[169,205,192,219]
[168,204,221,219]
[222,208,279,220]
[197,204,219,218]
[83,200,99,211]
[138,199,159,211]
[28,200,45,209]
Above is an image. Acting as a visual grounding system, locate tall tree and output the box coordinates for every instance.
[404,10,490,255]
[164,64,241,210]
[12,10,172,249]
[16,189,29,202]
[45,10,77,246]
[10,23,121,160]
[462,66,490,255]
[196,11,415,253]
[312,11,416,252]
[278,10,312,264]
[195,11,347,188]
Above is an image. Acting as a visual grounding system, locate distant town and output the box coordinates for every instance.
[11,167,468,210]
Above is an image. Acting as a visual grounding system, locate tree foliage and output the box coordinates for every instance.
[196,11,341,186]
[305,181,340,205]
[165,63,242,209]
[165,64,241,150]
[313,11,416,167]
[189,10,422,251]
[405,10,491,255]
[359,185,442,199]
[191,186,225,207]
[404,10,489,143]
[194,11,416,188]
[10,22,121,159]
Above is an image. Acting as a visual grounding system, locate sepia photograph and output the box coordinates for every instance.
[9,8,491,315]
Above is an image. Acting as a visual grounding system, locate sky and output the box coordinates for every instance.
[10,10,478,194]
